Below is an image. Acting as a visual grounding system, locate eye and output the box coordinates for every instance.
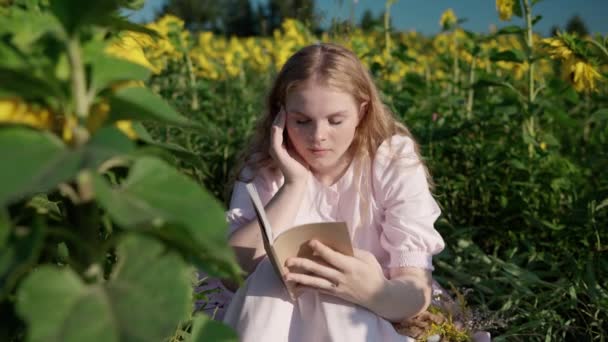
[296,119,311,125]
[329,120,343,125]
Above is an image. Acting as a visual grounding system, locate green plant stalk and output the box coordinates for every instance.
[66,35,91,146]
[185,52,200,111]
[586,38,608,61]
[523,0,535,106]
[466,57,476,119]
[67,37,89,119]
[384,0,392,56]
[451,32,460,97]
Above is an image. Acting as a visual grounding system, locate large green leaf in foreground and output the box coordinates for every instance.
[17,235,192,342]
[0,127,82,207]
[108,86,200,128]
[92,156,241,279]
[0,214,45,301]
[187,314,237,342]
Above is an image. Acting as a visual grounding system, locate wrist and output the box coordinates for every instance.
[363,276,392,314]
[282,177,308,190]
[367,275,432,323]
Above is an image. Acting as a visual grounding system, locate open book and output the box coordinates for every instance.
[245,182,354,300]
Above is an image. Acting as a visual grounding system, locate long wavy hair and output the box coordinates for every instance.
[227,42,433,200]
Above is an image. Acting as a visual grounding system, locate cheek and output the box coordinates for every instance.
[335,124,357,144]
[286,124,305,147]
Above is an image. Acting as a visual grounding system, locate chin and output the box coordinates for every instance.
[307,158,338,172]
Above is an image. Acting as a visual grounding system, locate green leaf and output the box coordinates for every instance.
[513,0,524,17]
[84,126,136,169]
[187,314,237,342]
[532,15,543,26]
[101,16,161,37]
[0,212,8,250]
[597,198,608,212]
[0,128,83,207]
[562,86,580,104]
[132,123,198,164]
[0,44,27,70]
[589,108,608,123]
[130,122,153,141]
[0,67,64,102]
[3,9,64,51]
[510,159,528,171]
[92,157,241,278]
[26,195,62,218]
[540,219,566,231]
[120,0,146,10]
[108,87,200,128]
[90,54,151,92]
[50,0,122,34]
[16,234,192,342]
[0,215,45,301]
[489,49,526,63]
[495,25,524,36]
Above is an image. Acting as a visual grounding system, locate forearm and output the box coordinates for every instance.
[228,181,307,275]
[367,270,432,323]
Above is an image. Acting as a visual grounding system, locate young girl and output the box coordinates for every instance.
[210,42,445,341]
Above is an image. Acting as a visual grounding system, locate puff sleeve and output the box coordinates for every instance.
[372,135,445,271]
[225,167,279,237]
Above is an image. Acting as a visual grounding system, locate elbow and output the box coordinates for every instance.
[412,271,433,316]
[228,232,264,277]
[418,282,433,314]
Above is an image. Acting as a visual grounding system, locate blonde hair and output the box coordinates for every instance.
[227,42,433,199]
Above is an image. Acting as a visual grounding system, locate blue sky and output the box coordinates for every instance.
[125,0,608,36]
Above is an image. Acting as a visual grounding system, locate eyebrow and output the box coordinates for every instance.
[289,110,347,118]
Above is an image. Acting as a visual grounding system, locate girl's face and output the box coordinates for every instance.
[285,81,365,176]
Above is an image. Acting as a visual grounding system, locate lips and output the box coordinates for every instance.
[309,148,330,156]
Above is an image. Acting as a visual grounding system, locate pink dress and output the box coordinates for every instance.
[201,135,445,341]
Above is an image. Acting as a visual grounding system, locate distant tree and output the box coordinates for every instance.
[158,0,223,32]
[549,25,560,37]
[263,0,318,33]
[565,14,589,37]
[328,17,354,36]
[224,0,258,36]
[156,0,319,37]
[360,8,382,32]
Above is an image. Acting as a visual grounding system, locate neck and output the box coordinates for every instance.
[312,152,353,187]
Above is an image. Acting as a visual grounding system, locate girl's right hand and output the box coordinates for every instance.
[269,108,310,185]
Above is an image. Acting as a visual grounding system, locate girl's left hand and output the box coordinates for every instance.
[283,239,387,308]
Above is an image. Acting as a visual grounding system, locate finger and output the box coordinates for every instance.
[273,107,285,128]
[285,257,342,285]
[271,111,285,157]
[286,146,310,170]
[295,284,337,298]
[309,240,351,272]
[285,272,337,292]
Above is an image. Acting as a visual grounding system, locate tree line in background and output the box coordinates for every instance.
[157,0,591,37]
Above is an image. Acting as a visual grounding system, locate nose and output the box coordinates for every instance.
[311,122,327,143]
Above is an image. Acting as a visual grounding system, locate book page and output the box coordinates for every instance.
[272,222,354,276]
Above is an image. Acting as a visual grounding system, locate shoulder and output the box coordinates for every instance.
[370,134,430,201]
[237,163,280,184]
[238,164,283,197]
[373,134,419,170]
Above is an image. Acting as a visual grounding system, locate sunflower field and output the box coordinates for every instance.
[1,0,606,341]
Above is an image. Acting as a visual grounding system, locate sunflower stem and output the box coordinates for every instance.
[523,0,536,108]
[66,35,90,146]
